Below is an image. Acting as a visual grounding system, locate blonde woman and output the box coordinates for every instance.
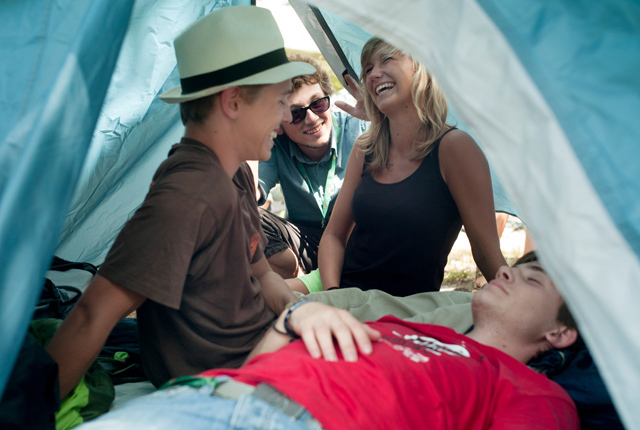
[316,37,506,296]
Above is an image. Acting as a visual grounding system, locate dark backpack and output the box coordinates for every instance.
[0,330,60,430]
[34,257,97,320]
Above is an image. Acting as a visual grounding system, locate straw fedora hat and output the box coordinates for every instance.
[160,6,315,103]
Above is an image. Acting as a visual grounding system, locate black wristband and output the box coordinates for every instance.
[282,300,314,337]
[272,321,296,339]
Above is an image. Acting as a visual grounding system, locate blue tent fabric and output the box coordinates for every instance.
[1,0,638,427]
[0,0,134,397]
[55,1,230,264]
[478,0,640,256]
[0,0,227,399]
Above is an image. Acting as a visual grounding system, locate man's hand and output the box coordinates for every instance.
[334,74,369,121]
[284,301,380,362]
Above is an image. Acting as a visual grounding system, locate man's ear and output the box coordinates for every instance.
[545,325,578,350]
[219,86,243,119]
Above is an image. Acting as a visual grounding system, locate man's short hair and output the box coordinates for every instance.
[180,94,216,126]
[513,251,578,331]
[179,85,267,125]
[288,53,334,97]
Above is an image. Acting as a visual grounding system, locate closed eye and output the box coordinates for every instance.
[528,277,543,285]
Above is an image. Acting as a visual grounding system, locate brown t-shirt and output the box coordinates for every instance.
[99,138,276,387]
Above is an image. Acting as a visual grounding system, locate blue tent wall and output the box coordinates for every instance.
[0,0,135,397]
[2,0,637,427]
[55,0,230,264]
[0,0,228,398]
[479,0,640,255]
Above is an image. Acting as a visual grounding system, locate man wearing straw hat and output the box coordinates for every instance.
[47,6,373,399]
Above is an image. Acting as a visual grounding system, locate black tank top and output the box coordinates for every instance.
[341,129,462,296]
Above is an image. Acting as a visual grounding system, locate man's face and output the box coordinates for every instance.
[237,80,292,162]
[280,83,332,151]
[472,262,565,340]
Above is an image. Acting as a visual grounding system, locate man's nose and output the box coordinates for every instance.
[495,265,514,282]
[305,109,319,123]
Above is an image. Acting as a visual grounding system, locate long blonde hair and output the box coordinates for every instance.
[357,37,449,172]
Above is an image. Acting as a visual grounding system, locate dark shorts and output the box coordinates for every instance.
[259,208,324,274]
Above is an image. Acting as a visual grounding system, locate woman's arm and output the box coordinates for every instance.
[317,143,365,290]
[439,130,507,281]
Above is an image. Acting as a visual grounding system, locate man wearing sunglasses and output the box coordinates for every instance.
[257,54,368,283]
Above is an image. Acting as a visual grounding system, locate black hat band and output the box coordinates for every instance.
[180,48,288,94]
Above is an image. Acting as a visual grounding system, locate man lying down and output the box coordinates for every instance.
[78,253,579,429]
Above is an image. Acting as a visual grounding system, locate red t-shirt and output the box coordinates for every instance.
[203,316,578,430]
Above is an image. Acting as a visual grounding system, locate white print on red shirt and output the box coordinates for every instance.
[379,331,471,364]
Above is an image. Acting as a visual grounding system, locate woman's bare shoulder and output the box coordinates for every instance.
[439,128,483,158]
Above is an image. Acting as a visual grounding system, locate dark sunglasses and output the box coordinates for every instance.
[290,96,330,125]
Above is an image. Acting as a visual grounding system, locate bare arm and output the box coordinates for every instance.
[285,277,310,294]
[46,275,146,398]
[318,143,364,289]
[439,130,507,280]
[252,255,299,315]
[244,301,380,363]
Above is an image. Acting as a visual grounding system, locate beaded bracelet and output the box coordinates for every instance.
[273,300,314,338]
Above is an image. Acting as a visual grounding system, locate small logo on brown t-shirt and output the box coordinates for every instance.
[250,233,259,260]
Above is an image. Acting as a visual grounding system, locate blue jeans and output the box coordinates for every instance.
[77,385,323,429]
